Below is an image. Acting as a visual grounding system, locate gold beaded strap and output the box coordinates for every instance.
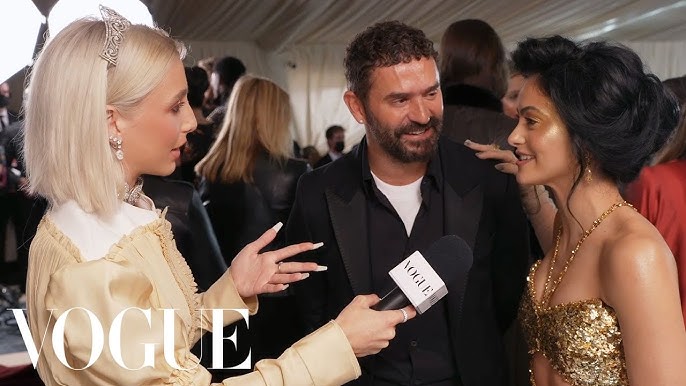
[541,200,635,306]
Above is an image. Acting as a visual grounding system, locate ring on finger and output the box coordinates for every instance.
[277,262,283,273]
[492,144,500,150]
[400,308,408,323]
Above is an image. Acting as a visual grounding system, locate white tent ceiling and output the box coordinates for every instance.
[21,0,686,150]
[29,0,686,53]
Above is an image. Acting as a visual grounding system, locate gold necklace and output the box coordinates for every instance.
[541,200,635,306]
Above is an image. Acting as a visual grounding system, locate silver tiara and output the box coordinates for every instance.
[99,5,131,67]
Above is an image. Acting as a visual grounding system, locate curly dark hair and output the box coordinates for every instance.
[344,21,438,103]
[512,36,678,187]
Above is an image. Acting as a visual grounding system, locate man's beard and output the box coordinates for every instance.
[366,110,442,163]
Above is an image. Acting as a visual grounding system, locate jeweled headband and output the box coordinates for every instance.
[98,5,131,67]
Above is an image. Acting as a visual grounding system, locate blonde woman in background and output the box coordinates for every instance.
[195,75,313,368]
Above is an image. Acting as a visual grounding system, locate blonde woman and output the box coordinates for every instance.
[23,8,414,386]
[195,75,312,366]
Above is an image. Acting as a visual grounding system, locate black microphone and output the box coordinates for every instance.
[372,235,473,312]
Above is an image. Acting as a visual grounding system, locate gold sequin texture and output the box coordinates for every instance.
[519,261,629,386]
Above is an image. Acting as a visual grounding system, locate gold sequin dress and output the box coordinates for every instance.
[518,260,629,386]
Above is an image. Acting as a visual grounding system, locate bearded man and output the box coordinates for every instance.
[286,21,530,386]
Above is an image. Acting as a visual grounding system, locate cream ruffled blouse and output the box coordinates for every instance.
[25,199,360,385]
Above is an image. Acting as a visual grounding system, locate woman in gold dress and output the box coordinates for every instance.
[470,36,686,385]
[21,7,415,386]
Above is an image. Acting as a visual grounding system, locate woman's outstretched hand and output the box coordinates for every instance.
[464,139,519,175]
[229,222,323,298]
[335,294,417,357]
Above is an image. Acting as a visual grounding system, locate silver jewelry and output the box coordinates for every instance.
[122,177,144,205]
[109,135,124,160]
[99,5,131,67]
[399,308,408,323]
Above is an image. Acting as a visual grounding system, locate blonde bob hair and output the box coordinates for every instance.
[23,18,185,217]
[195,75,293,184]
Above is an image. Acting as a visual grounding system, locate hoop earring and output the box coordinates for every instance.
[109,135,124,161]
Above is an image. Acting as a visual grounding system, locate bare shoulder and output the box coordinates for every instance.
[599,213,677,301]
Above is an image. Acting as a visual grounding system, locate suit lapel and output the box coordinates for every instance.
[443,182,482,251]
[326,188,372,295]
[440,142,484,345]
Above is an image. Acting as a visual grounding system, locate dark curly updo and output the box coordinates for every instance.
[512,36,679,185]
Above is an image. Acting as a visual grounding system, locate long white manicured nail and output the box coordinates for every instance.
[301,273,310,279]
[312,242,324,250]
[315,265,328,272]
[272,222,283,233]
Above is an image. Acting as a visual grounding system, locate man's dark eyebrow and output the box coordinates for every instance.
[384,82,440,101]
[424,83,440,94]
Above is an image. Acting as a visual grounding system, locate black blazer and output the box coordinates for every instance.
[286,137,530,386]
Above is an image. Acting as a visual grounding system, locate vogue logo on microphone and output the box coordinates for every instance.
[389,251,448,314]
[10,308,252,371]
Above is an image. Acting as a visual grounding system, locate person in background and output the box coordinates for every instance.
[0,81,20,277]
[195,74,315,367]
[22,8,413,386]
[176,66,215,184]
[0,82,18,130]
[501,60,525,120]
[314,124,345,168]
[207,56,246,125]
[439,19,516,148]
[625,74,686,323]
[197,56,216,115]
[302,145,322,168]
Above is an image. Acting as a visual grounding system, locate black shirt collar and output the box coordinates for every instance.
[360,137,443,196]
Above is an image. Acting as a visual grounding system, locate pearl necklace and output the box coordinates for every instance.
[541,200,636,306]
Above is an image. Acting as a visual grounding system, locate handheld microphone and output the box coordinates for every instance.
[371,235,473,313]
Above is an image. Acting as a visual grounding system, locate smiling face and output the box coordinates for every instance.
[109,58,197,180]
[351,57,443,163]
[508,77,578,189]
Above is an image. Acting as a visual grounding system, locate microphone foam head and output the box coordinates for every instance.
[424,235,473,285]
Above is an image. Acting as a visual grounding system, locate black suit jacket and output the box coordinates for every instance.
[286,137,530,386]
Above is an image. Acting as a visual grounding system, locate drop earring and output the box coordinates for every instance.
[585,153,592,183]
[109,135,124,161]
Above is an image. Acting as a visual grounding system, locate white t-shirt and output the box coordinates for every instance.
[370,171,423,236]
[49,197,158,261]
